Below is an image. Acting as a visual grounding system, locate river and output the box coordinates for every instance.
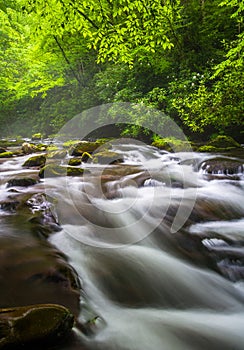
[0,141,244,349]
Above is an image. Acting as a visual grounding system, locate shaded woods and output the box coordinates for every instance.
[0,0,243,140]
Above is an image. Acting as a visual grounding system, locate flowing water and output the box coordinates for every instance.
[0,142,244,349]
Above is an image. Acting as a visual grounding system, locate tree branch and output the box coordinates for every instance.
[53,35,83,85]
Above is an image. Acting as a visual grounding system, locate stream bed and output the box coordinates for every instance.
[0,141,244,349]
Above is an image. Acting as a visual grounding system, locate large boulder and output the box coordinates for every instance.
[0,304,74,348]
[0,236,81,317]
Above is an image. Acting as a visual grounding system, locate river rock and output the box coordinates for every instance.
[71,140,106,156]
[39,164,84,178]
[22,142,38,154]
[27,193,61,236]
[7,177,39,188]
[47,150,67,159]
[151,137,191,152]
[32,133,42,141]
[0,200,20,212]
[0,304,74,349]
[68,157,82,166]
[0,236,81,317]
[23,154,46,167]
[92,151,124,165]
[0,151,14,158]
[200,158,243,175]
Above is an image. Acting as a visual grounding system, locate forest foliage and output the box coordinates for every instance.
[0,0,243,140]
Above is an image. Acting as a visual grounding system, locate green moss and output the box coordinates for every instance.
[62,140,80,148]
[7,177,38,187]
[198,145,218,152]
[47,150,67,159]
[23,155,46,167]
[93,151,124,164]
[39,164,66,178]
[46,145,59,151]
[208,135,241,149]
[32,133,42,140]
[71,141,106,156]
[66,167,84,176]
[0,304,74,347]
[198,135,241,152]
[0,151,14,158]
[39,164,84,178]
[68,158,82,166]
[151,137,191,152]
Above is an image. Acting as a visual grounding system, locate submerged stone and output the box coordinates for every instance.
[0,304,74,349]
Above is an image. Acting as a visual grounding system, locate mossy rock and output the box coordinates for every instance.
[39,164,84,178]
[71,140,107,156]
[23,155,46,167]
[0,151,14,158]
[32,133,42,140]
[198,135,241,152]
[66,167,84,176]
[0,147,6,153]
[47,150,67,159]
[68,158,82,166]
[0,304,74,348]
[93,151,124,165]
[22,142,41,154]
[198,145,218,153]
[62,140,81,148]
[151,137,191,152]
[46,145,59,152]
[39,164,67,178]
[7,177,39,188]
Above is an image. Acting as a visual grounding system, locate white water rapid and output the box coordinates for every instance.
[1,142,244,349]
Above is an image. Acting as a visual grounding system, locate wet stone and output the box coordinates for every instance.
[0,304,74,349]
[23,155,46,167]
[7,177,39,188]
[0,237,81,318]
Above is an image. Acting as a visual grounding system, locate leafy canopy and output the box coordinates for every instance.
[21,0,182,65]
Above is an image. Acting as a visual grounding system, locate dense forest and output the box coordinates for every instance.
[0,0,243,141]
